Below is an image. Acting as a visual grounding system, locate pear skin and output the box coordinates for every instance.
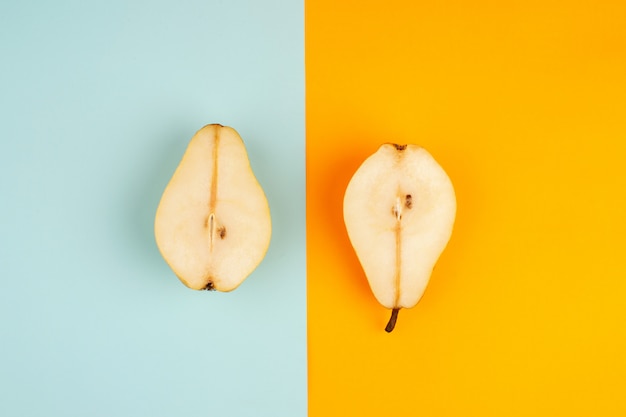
[155,124,271,291]
[343,143,456,331]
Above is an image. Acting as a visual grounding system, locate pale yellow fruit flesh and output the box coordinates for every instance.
[343,143,456,329]
[154,124,271,291]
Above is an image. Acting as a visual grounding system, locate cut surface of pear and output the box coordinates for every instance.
[343,143,456,332]
[155,124,271,291]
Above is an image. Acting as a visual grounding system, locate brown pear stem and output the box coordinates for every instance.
[385,308,400,333]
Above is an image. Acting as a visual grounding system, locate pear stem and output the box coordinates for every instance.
[385,308,400,333]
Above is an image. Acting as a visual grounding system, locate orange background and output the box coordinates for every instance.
[306,1,626,415]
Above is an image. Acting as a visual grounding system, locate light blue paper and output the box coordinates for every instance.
[0,1,305,416]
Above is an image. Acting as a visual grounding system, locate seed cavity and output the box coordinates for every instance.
[392,206,399,219]
[218,226,226,239]
[392,196,403,221]
[207,213,215,231]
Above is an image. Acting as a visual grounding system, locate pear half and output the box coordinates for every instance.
[343,143,456,332]
[155,124,271,291]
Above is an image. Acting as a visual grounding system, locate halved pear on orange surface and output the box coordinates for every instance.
[343,143,456,331]
[155,124,271,291]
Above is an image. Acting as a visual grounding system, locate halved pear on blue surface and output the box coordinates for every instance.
[155,124,271,291]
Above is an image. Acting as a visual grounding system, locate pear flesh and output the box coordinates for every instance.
[155,124,271,291]
[343,144,456,332]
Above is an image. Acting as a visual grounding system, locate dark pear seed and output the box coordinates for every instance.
[405,194,412,209]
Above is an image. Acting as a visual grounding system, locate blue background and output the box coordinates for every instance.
[0,1,305,416]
